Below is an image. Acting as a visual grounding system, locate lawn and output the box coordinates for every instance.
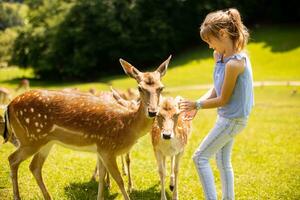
[0,25,299,199]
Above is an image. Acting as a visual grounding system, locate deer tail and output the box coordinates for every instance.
[1,106,10,143]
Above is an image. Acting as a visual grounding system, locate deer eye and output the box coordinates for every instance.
[173,113,179,120]
[157,86,164,92]
[138,86,143,92]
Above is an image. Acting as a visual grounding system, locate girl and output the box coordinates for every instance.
[179,8,254,200]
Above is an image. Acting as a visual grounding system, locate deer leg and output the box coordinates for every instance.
[97,156,107,200]
[121,155,127,176]
[155,150,167,200]
[29,143,53,200]
[8,146,39,200]
[170,155,175,191]
[172,152,183,200]
[91,163,99,181]
[105,169,111,189]
[125,152,133,192]
[100,153,130,200]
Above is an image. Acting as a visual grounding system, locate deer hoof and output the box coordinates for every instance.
[169,184,174,191]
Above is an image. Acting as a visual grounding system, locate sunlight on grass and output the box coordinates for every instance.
[0,86,299,200]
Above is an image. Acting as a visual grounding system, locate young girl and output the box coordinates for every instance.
[179,8,254,200]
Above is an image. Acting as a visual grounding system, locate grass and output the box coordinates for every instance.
[0,24,300,199]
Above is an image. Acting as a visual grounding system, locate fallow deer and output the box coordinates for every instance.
[151,97,192,200]
[15,79,30,92]
[1,56,171,200]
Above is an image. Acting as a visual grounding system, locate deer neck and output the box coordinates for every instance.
[130,99,153,138]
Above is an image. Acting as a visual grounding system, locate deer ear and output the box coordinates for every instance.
[110,87,130,107]
[110,87,122,101]
[156,55,172,77]
[119,59,141,81]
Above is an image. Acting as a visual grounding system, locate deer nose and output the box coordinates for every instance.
[162,130,173,140]
[162,133,171,140]
[148,111,157,118]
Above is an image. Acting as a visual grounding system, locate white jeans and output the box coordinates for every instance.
[193,116,247,200]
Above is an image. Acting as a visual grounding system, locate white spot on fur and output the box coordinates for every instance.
[25,118,30,123]
[38,113,41,117]
[37,129,41,133]
[24,108,27,112]
[35,122,39,127]
[44,115,47,119]
[30,108,34,112]
[20,110,23,116]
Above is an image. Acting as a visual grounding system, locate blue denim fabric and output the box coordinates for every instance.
[193,116,247,200]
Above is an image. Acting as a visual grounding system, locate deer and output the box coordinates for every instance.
[1,56,171,200]
[151,97,192,200]
[105,92,192,200]
[91,87,140,192]
[15,79,30,92]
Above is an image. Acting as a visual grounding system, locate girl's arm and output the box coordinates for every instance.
[180,59,245,111]
[198,87,217,101]
[200,59,245,108]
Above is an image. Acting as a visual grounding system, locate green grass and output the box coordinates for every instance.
[0,25,300,199]
[0,86,299,200]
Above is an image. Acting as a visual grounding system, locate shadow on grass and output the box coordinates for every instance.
[250,24,300,52]
[129,183,171,200]
[64,181,170,200]
[64,180,118,200]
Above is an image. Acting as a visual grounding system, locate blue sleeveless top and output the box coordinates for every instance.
[214,52,254,119]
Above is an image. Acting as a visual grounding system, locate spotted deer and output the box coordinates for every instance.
[1,56,171,200]
[151,97,192,200]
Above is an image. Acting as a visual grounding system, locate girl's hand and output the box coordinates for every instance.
[179,100,197,112]
[179,100,199,121]
[183,109,198,121]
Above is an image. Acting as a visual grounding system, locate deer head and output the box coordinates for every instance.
[156,96,182,140]
[119,55,171,118]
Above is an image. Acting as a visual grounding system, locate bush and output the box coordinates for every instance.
[11,0,300,81]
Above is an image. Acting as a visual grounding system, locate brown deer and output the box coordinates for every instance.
[151,97,192,200]
[1,56,171,200]
[91,87,140,192]
[15,79,30,92]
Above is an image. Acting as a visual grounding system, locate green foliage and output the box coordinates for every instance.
[12,0,200,80]
[0,28,18,67]
[9,0,300,81]
[0,2,29,30]
[0,2,28,67]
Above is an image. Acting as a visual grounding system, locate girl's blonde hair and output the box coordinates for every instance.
[200,8,249,52]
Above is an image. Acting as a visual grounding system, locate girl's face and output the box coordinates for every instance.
[204,35,225,54]
[203,30,232,55]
